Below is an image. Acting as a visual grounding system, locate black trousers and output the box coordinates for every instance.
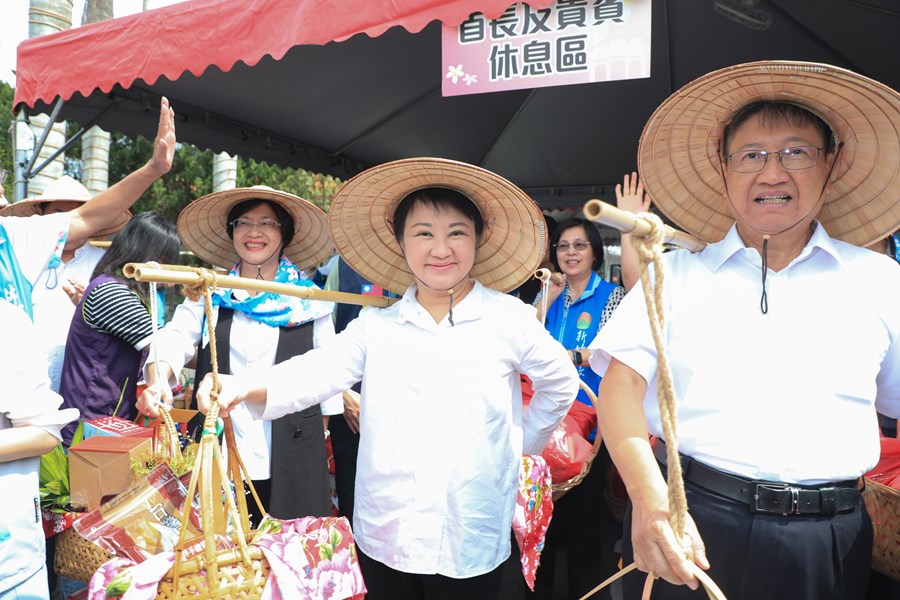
[621,478,872,600]
[357,549,506,600]
[526,447,622,600]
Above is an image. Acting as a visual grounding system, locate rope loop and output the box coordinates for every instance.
[197,270,221,433]
[630,213,688,539]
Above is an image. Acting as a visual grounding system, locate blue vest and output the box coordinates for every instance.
[543,272,618,406]
[0,223,34,321]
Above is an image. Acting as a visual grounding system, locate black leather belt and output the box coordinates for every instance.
[653,442,862,516]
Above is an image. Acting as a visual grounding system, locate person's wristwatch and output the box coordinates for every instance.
[572,350,582,366]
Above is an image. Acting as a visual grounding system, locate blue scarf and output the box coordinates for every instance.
[211,256,333,328]
[0,222,35,320]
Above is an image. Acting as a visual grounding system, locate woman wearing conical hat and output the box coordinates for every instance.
[194,158,580,600]
[589,62,900,599]
[138,187,342,522]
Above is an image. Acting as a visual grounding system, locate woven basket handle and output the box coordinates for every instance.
[171,271,259,589]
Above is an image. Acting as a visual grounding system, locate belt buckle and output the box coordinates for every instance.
[752,482,801,515]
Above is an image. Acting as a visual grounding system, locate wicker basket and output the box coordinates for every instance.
[157,543,270,599]
[863,477,900,581]
[551,381,601,500]
[54,525,113,583]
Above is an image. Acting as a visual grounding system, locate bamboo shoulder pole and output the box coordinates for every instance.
[124,263,396,308]
[583,199,707,252]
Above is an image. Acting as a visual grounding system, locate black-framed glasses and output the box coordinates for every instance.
[554,241,591,252]
[726,146,823,173]
[231,217,281,232]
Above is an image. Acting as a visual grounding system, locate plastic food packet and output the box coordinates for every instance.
[541,418,593,483]
[75,463,201,563]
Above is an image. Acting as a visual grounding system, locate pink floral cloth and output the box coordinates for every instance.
[512,455,554,590]
[88,516,365,600]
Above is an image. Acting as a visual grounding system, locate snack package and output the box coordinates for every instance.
[540,418,594,483]
[74,463,201,563]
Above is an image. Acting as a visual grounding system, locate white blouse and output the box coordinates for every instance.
[250,281,579,577]
[147,293,342,480]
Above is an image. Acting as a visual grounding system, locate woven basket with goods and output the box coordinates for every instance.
[550,381,601,501]
[863,436,900,581]
[55,407,191,583]
[90,265,366,599]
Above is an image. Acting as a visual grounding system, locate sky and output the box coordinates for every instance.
[0,0,182,86]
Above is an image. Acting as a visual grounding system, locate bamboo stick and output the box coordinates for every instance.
[124,263,396,308]
[534,268,564,285]
[582,199,707,252]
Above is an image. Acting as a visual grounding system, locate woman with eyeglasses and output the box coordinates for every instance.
[137,188,342,525]
[528,173,649,598]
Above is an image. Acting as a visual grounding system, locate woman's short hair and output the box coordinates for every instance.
[226,199,295,248]
[391,187,485,244]
[550,217,605,273]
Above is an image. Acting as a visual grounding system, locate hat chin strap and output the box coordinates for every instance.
[240,244,283,280]
[408,267,472,327]
[719,144,842,315]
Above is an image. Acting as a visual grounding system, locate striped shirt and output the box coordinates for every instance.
[82,280,153,350]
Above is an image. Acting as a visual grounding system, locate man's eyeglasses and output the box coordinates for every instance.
[726,146,823,173]
[231,218,281,232]
[554,241,590,252]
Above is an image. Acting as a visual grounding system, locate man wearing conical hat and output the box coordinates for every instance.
[0,98,175,391]
[589,62,900,599]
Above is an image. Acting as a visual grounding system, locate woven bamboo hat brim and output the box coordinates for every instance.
[638,61,900,247]
[177,186,332,270]
[0,175,131,237]
[328,157,547,295]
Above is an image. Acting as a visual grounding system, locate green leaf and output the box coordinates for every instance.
[319,543,334,561]
[106,567,133,598]
[328,527,343,550]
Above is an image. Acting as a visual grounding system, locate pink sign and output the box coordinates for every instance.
[442,0,651,97]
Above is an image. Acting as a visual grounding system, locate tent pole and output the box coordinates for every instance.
[23,97,65,180]
[13,110,31,201]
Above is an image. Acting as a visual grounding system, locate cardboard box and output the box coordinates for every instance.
[69,436,152,511]
[83,416,154,440]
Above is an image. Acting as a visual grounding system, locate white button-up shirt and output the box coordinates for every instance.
[0,299,78,593]
[147,295,343,480]
[591,223,900,484]
[252,281,578,577]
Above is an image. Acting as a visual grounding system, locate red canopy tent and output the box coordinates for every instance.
[13,0,899,210]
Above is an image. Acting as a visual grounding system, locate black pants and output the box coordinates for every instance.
[329,415,360,522]
[526,446,622,600]
[621,479,872,600]
[357,549,506,600]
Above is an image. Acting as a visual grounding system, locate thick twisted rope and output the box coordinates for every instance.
[631,212,688,540]
[581,214,726,600]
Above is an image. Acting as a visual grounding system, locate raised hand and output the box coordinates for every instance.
[146,96,176,178]
[616,171,652,215]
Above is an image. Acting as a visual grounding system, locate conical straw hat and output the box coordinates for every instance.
[638,61,900,247]
[177,186,332,270]
[328,158,547,295]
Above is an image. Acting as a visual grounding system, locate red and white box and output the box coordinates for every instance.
[83,416,153,440]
